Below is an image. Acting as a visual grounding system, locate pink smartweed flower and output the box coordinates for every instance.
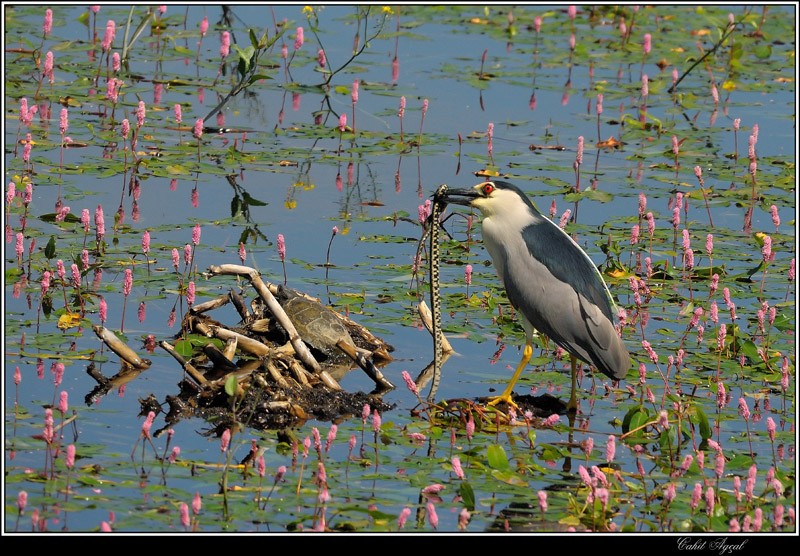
[398,96,406,118]
[192,223,201,246]
[397,507,411,529]
[576,135,584,166]
[277,233,286,261]
[762,235,773,263]
[643,33,651,55]
[238,242,246,264]
[59,108,68,135]
[220,31,230,58]
[705,486,715,516]
[14,233,24,260]
[317,48,326,67]
[672,135,679,157]
[338,113,347,132]
[187,281,195,305]
[135,101,146,127]
[711,82,719,105]
[174,103,182,124]
[606,435,616,462]
[121,118,130,140]
[199,16,208,37]
[193,118,203,139]
[630,224,640,245]
[559,209,571,229]
[690,482,702,511]
[191,492,201,515]
[372,409,382,433]
[122,268,132,297]
[141,230,150,255]
[738,397,751,421]
[65,444,76,469]
[537,413,557,427]
[18,490,28,513]
[401,370,419,396]
[41,270,51,297]
[179,502,190,528]
[452,456,464,479]
[641,74,648,98]
[102,20,116,51]
[569,32,575,51]
[538,490,548,513]
[294,26,304,50]
[112,52,120,72]
[769,205,780,230]
[99,296,107,323]
[220,428,231,452]
[351,79,359,104]
[43,8,53,36]
[43,51,55,84]
[426,502,439,529]
[58,390,68,413]
[466,414,475,440]
[465,264,473,286]
[663,483,676,504]
[43,408,55,444]
[168,446,180,463]
[534,15,542,33]
[767,417,776,441]
[567,5,576,20]
[142,411,155,439]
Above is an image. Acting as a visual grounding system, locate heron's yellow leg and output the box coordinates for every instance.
[567,355,578,413]
[488,343,532,409]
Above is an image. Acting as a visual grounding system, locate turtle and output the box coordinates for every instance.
[274,285,358,368]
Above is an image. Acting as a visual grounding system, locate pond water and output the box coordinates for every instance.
[3,4,796,534]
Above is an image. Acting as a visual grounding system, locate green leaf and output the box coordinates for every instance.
[753,44,772,59]
[688,404,711,440]
[486,444,510,470]
[224,374,238,397]
[45,235,57,259]
[458,481,476,511]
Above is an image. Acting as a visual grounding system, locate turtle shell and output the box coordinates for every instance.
[278,287,356,361]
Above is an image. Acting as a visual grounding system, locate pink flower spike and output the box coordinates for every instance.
[277,233,286,261]
[294,26,304,50]
[220,31,230,58]
[397,507,411,529]
[401,370,419,396]
[43,9,53,37]
[187,281,196,305]
[220,428,231,452]
[200,16,208,37]
[193,118,204,140]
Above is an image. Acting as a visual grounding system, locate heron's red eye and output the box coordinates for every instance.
[482,182,495,195]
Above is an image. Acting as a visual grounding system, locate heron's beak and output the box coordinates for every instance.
[442,188,480,207]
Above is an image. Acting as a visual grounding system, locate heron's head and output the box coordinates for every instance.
[444,181,537,219]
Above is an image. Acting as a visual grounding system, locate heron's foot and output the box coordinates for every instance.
[487,393,519,410]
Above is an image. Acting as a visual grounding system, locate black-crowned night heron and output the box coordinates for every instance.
[443,180,630,411]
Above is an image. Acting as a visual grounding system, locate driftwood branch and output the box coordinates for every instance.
[93,325,152,369]
[206,265,323,374]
